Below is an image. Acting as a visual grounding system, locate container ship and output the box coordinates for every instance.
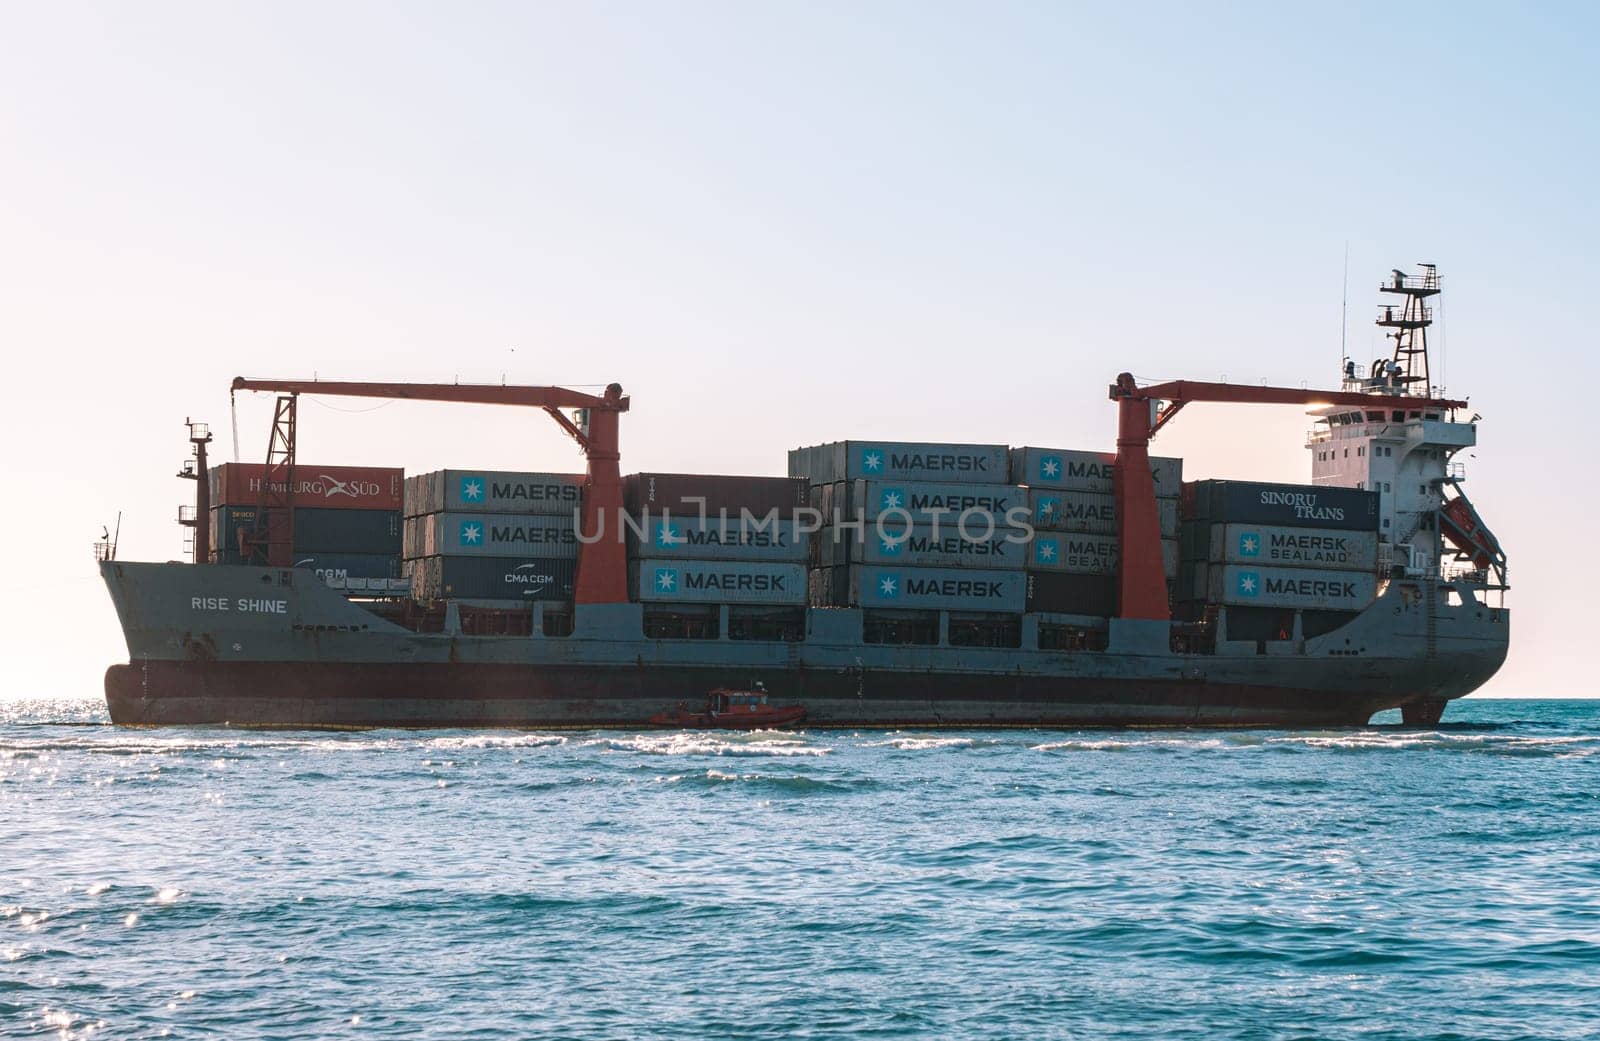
[99,266,1508,727]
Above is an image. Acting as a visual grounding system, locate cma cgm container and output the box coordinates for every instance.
[633,560,807,606]
[407,513,578,559]
[1028,532,1179,579]
[631,517,807,563]
[789,441,1010,486]
[817,524,1027,569]
[1026,571,1118,616]
[1030,490,1179,536]
[211,507,402,556]
[210,464,403,510]
[1208,524,1380,571]
[1208,564,1378,611]
[405,470,584,517]
[1186,480,1379,532]
[847,566,1026,613]
[625,474,808,519]
[1010,448,1183,498]
[835,480,1025,524]
[289,553,400,582]
[412,556,577,602]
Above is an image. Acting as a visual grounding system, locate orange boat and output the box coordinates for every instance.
[649,684,806,730]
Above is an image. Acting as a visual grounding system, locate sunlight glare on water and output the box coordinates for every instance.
[2,697,1598,1040]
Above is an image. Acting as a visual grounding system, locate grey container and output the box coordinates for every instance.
[1207,564,1378,610]
[1010,447,1183,498]
[1029,490,1178,536]
[633,560,807,606]
[837,479,1026,524]
[631,516,807,563]
[790,440,1010,486]
[847,565,1026,613]
[1207,524,1379,571]
[823,523,1030,569]
[407,513,579,559]
[1186,480,1379,532]
[406,470,585,517]
[1026,532,1179,579]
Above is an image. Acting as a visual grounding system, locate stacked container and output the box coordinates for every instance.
[793,441,1028,614]
[625,474,810,608]
[209,463,404,584]
[1177,479,1381,615]
[403,470,584,602]
[1008,448,1183,616]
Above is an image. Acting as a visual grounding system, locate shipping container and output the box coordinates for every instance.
[625,473,809,519]
[1207,564,1378,611]
[1029,490,1178,536]
[631,516,807,563]
[211,507,402,556]
[406,513,578,559]
[405,470,585,517]
[633,560,807,606]
[1025,571,1117,617]
[1010,447,1183,497]
[789,441,1010,486]
[1185,480,1379,532]
[1026,533,1179,579]
[289,553,401,582]
[830,479,1025,524]
[412,555,577,602]
[847,566,1026,613]
[818,523,1030,569]
[1207,524,1379,571]
[808,566,850,608]
[209,463,404,510]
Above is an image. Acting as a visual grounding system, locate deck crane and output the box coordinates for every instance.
[229,378,631,605]
[1109,374,1470,621]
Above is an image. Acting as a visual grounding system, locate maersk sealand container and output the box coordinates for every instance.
[632,560,807,606]
[1010,448,1184,498]
[848,566,1026,613]
[1030,490,1179,536]
[1026,532,1180,579]
[406,470,585,518]
[789,441,1010,486]
[1207,524,1380,570]
[630,516,807,563]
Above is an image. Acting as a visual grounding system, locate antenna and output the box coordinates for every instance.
[1340,241,1349,372]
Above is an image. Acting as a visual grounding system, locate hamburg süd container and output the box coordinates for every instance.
[1184,480,1380,532]
[789,441,1010,486]
[630,516,807,563]
[1029,490,1179,536]
[209,464,404,511]
[411,556,577,602]
[632,560,807,606]
[1207,564,1378,611]
[624,473,809,519]
[406,513,578,559]
[823,523,1029,569]
[1009,447,1183,498]
[1026,533,1179,579]
[1207,524,1380,571]
[846,566,1026,613]
[405,470,584,518]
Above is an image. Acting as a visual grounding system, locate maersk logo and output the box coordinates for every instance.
[878,487,907,512]
[459,475,486,503]
[1238,532,1261,558]
[654,522,683,547]
[877,535,903,557]
[860,447,885,473]
[458,520,484,546]
[1035,537,1059,564]
[653,567,678,593]
[875,571,900,600]
[1036,495,1060,523]
[1038,455,1063,481]
[1236,570,1261,598]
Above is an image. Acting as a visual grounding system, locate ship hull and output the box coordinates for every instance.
[100,562,1508,729]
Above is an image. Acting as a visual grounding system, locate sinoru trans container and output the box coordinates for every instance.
[1185,480,1379,532]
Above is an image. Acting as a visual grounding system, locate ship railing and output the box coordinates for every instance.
[1375,304,1433,323]
[1380,272,1440,292]
[93,541,115,562]
[1446,461,1467,481]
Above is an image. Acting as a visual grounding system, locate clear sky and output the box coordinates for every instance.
[1,2,1592,698]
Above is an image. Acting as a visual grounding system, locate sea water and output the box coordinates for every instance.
[3,698,1597,1039]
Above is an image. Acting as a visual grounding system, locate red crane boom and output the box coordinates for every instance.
[230,377,631,606]
[1109,372,1467,621]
